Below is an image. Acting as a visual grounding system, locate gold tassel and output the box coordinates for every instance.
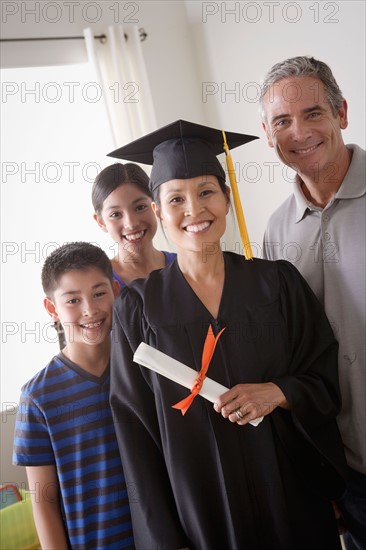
[222,130,253,260]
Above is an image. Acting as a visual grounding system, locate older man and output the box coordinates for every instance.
[261,56,365,550]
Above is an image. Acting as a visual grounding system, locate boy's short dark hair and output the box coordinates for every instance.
[42,242,113,297]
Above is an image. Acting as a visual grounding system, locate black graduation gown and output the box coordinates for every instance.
[110,253,347,550]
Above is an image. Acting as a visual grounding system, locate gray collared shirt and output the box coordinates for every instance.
[264,144,366,474]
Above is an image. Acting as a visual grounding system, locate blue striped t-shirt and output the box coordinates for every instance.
[13,353,134,550]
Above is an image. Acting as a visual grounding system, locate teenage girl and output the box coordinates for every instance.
[92,162,175,288]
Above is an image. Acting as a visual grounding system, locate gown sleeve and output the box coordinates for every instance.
[110,287,190,549]
[272,260,348,496]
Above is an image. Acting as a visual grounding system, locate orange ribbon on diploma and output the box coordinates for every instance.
[172,325,226,415]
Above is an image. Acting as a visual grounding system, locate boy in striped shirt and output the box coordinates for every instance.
[13,242,134,549]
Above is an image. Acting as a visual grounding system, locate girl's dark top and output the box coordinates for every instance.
[112,251,176,289]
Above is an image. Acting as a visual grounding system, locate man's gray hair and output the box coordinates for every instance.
[259,56,344,120]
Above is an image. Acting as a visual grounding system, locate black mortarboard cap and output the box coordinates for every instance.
[107,119,258,194]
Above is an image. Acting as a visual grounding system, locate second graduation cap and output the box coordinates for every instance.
[108,119,258,259]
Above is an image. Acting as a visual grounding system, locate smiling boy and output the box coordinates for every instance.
[13,242,134,549]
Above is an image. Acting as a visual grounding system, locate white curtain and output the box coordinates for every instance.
[83,26,157,147]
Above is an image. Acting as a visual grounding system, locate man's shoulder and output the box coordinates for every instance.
[346,143,366,183]
[267,193,297,230]
[263,193,300,260]
[347,143,366,157]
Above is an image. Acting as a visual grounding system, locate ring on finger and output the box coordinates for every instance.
[235,409,244,421]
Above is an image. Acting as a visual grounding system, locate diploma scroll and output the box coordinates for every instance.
[133,342,263,427]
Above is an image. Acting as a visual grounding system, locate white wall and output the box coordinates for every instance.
[185,0,366,248]
[2,2,364,252]
[1,0,209,485]
[1,1,206,123]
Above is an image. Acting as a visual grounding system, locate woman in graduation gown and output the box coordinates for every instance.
[109,120,347,550]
